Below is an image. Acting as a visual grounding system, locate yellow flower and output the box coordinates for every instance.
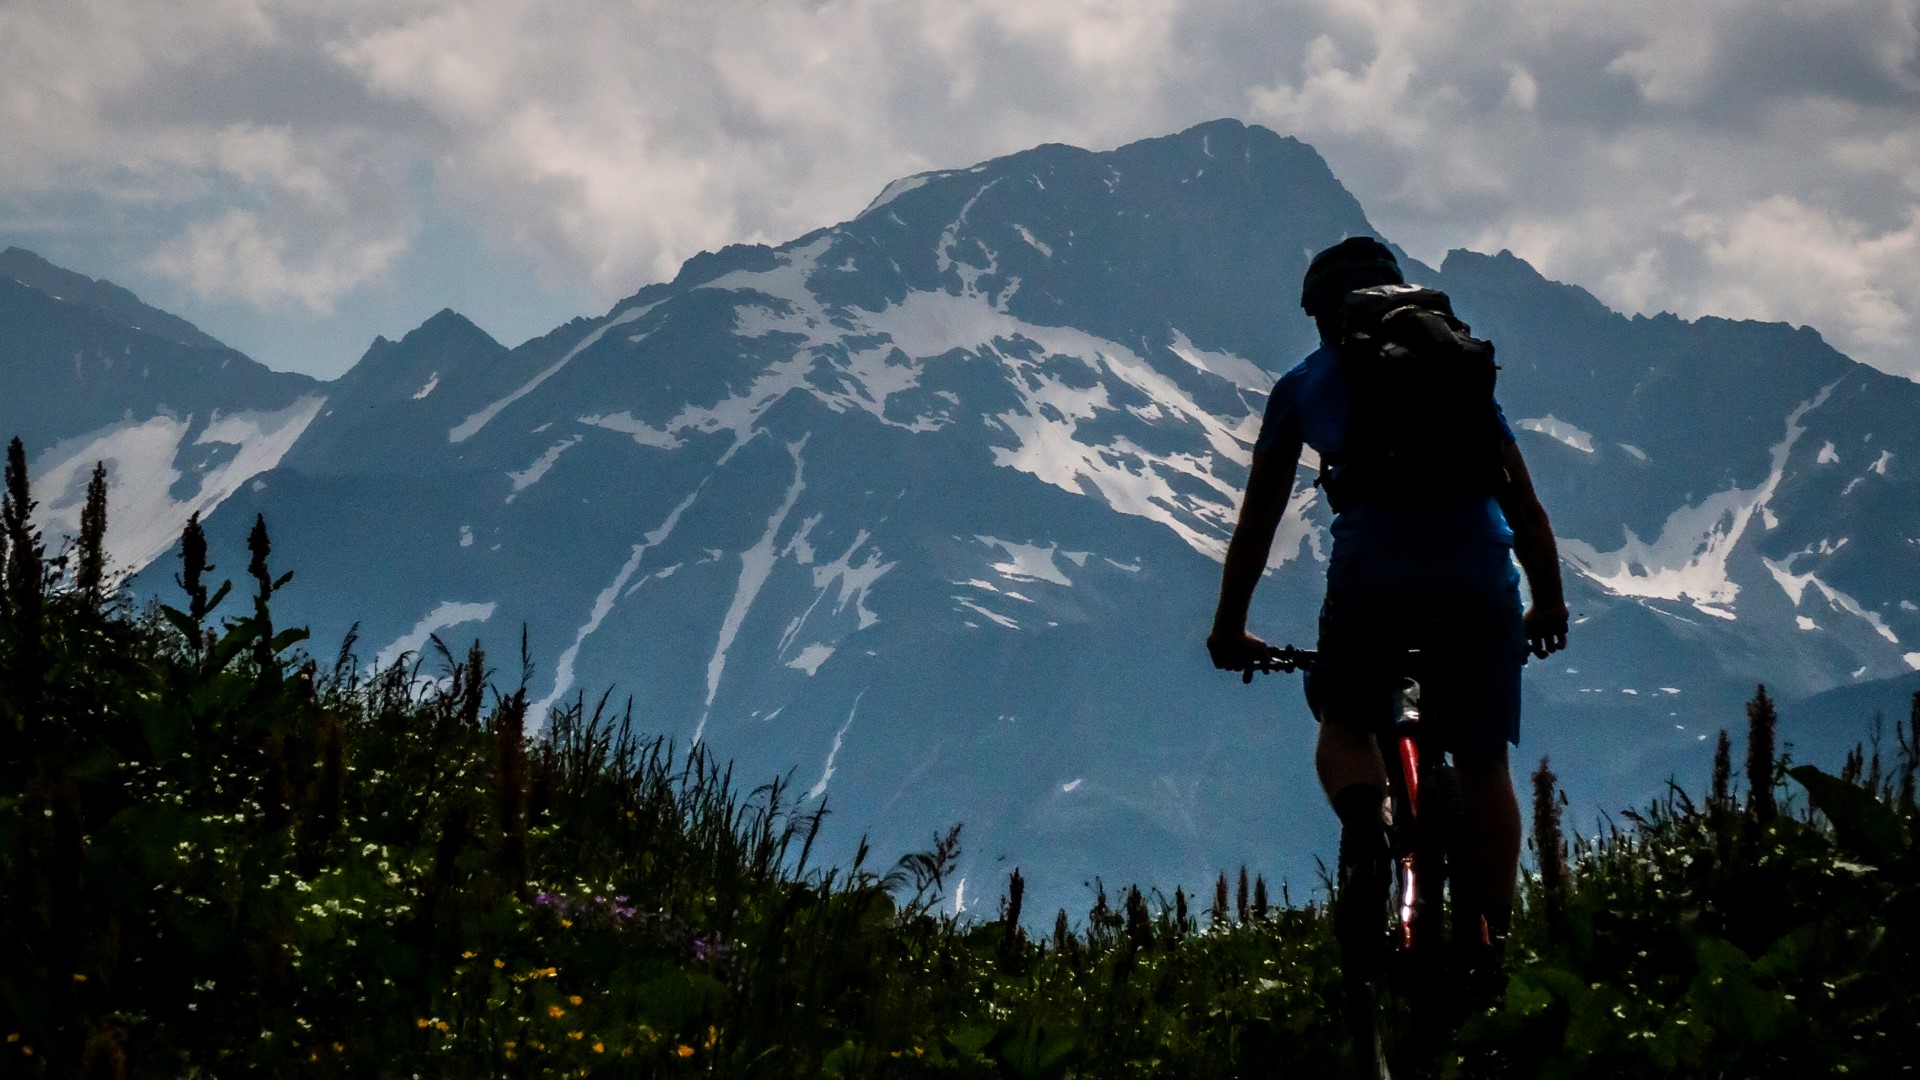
[435,1022,449,1033]
[416,1019,430,1029]
[548,1005,566,1019]
[493,958,505,969]
[71,974,87,984]
[560,918,573,928]
[461,950,476,959]
[706,1025,718,1049]
[676,1044,695,1058]
[569,995,583,1006]
[332,1042,344,1053]
[593,1042,605,1054]
[505,1049,517,1061]
[569,1031,584,1041]
[5,1035,16,1043]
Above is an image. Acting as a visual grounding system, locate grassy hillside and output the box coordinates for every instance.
[1,440,1915,1077]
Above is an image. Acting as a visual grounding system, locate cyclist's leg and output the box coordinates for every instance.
[1316,721,1388,802]
[1451,743,1519,942]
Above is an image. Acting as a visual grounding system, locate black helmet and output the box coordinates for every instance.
[1300,236,1403,315]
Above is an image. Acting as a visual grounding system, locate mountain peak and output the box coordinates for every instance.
[0,245,224,351]
[405,308,499,350]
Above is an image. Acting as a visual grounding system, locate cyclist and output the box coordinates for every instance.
[1206,236,1569,1073]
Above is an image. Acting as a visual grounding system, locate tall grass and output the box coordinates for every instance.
[1,440,1915,1077]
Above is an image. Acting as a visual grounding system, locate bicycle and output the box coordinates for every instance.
[1247,643,1483,1078]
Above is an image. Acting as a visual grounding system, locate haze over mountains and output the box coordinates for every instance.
[8,120,1918,916]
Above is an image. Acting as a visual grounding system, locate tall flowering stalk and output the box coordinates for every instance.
[1745,685,1779,824]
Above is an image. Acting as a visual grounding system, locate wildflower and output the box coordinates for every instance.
[5,1035,15,1043]
[706,1025,718,1049]
[569,1031,584,1040]
[569,995,583,1006]
[435,1022,449,1033]
[71,974,87,983]
[493,958,505,969]
[416,1019,430,1029]
[462,950,476,959]
[548,1005,566,1019]
[593,1042,605,1054]
[561,918,573,928]
[332,1042,344,1052]
[676,1045,694,1058]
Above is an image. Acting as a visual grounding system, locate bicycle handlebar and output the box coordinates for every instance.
[1240,645,1317,684]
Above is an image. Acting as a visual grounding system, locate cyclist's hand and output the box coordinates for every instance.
[1524,602,1570,659]
[1209,628,1270,683]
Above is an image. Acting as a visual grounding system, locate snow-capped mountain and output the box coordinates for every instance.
[1,246,324,573]
[15,120,1918,918]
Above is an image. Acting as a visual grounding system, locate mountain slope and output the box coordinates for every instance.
[128,119,1920,915]
[1,253,324,572]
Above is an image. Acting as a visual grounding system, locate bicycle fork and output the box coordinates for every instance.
[1387,678,1426,954]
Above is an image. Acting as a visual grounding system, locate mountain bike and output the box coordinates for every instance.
[1248,643,1482,1077]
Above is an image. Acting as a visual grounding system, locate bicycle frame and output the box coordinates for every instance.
[1249,646,1473,956]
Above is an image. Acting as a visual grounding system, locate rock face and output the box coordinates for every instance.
[22,118,1915,917]
[1,246,324,574]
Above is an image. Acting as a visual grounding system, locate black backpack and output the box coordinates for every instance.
[1317,284,1508,513]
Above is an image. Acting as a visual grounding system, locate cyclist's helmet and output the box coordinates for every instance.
[1300,236,1404,316]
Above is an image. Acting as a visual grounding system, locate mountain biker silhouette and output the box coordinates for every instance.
[1207,237,1569,1078]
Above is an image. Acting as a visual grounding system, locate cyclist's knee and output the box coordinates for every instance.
[1315,720,1386,799]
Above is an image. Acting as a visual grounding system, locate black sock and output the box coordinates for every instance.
[1332,784,1389,978]
[1331,783,1387,832]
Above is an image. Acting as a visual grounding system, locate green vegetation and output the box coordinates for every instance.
[2,439,1915,1077]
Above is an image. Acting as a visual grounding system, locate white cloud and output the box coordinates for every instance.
[1,0,1917,376]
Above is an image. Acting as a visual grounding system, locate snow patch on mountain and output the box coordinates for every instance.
[450,302,656,444]
[412,372,440,400]
[1015,225,1053,258]
[807,692,862,801]
[375,601,497,670]
[506,435,582,499]
[786,643,835,676]
[1518,416,1596,453]
[956,597,1019,629]
[862,173,935,215]
[809,532,893,632]
[1560,382,1837,620]
[694,437,809,745]
[976,536,1073,586]
[1763,550,1901,645]
[534,480,705,719]
[1167,329,1276,393]
[33,395,325,575]
[578,411,684,450]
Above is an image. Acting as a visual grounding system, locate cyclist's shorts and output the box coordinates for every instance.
[1303,573,1527,752]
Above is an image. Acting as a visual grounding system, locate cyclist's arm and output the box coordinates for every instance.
[1496,441,1570,656]
[1208,444,1299,666]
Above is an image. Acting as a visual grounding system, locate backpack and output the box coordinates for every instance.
[1317,284,1508,513]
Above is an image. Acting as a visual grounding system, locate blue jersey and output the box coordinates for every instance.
[1254,344,1518,596]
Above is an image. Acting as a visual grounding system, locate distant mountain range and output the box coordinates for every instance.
[8,121,1918,918]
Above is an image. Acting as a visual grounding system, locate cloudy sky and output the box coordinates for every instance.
[5,0,1917,380]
